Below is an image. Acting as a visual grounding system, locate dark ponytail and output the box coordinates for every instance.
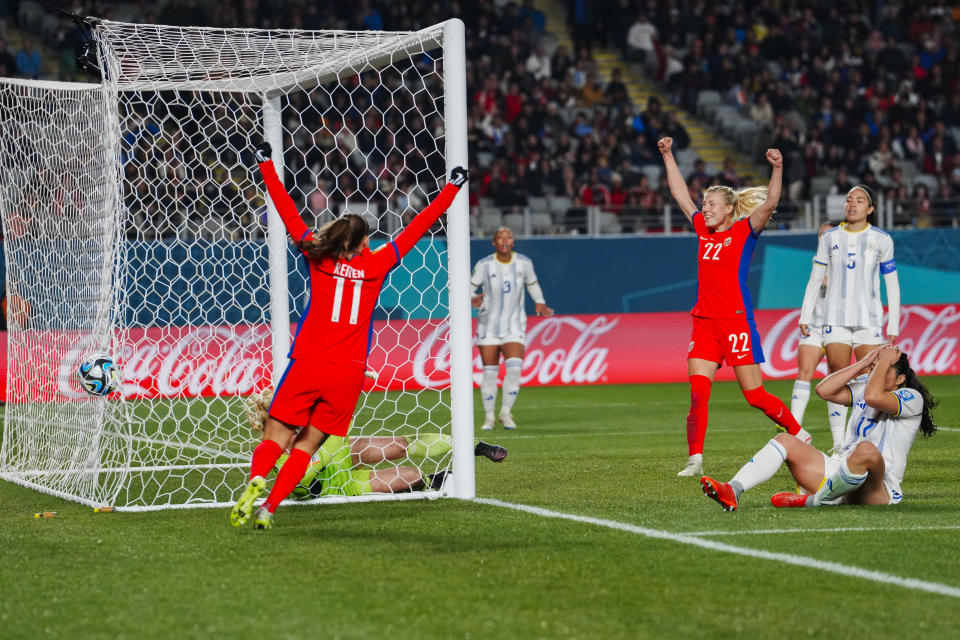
[300,214,368,261]
[894,352,938,437]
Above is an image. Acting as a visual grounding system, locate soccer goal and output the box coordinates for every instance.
[0,18,474,511]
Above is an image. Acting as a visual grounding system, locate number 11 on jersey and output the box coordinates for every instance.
[331,276,362,324]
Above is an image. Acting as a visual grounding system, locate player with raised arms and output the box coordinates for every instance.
[700,344,937,510]
[230,142,468,529]
[658,137,811,477]
[798,184,900,452]
[470,226,554,430]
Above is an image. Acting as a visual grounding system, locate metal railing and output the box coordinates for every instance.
[472,196,960,237]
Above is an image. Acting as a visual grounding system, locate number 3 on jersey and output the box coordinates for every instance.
[702,242,723,260]
[331,276,362,324]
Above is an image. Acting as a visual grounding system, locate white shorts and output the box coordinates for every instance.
[820,452,901,505]
[821,325,884,347]
[798,325,825,349]
[476,324,525,347]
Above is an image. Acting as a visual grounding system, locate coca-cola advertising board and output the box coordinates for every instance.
[1,304,957,401]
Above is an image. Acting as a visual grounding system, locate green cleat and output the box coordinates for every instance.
[252,506,273,530]
[230,476,266,527]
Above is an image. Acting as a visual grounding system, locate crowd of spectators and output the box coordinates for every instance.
[2,0,959,234]
[595,0,960,228]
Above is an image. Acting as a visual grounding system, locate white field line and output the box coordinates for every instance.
[493,426,960,439]
[474,498,960,599]
[681,525,960,536]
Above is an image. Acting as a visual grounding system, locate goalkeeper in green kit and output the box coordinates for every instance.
[246,389,508,500]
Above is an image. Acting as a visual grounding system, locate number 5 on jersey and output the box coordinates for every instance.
[331,276,362,324]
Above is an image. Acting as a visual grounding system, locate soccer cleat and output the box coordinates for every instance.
[771,492,811,508]
[481,413,495,431]
[252,506,273,529]
[427,470,450,490]
[795,428,813,445]
[676,454,703,477]
[701,476,738,511]
[498,410,516,430]
[474,440,508,462]
[230,475,266,527]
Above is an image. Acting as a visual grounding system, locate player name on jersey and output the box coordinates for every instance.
[333,262,366,279]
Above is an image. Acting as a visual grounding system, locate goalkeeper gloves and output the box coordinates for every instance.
[255,142,272,164]
[449,166,469,187]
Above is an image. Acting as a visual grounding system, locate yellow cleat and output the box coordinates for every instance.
[230,476,266,527]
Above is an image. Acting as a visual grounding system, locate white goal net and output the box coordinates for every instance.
[0,19,473,510]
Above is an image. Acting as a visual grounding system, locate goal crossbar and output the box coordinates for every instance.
[96,19,445,95]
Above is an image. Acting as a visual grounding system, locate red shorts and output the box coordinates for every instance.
[688,315,765,366]
[269,359,364,437]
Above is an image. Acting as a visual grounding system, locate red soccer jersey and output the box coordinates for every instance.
[690,211,760,320]
[259,161,460,368]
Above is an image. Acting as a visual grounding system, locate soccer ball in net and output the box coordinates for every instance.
[77,354,121,396]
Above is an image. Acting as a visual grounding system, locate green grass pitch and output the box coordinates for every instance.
[2,377,958,639]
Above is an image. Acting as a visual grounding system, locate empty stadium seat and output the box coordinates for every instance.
[696,91,722,120]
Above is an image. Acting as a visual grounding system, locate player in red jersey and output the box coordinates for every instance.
[230,142,468,529]
[658,137,811,477]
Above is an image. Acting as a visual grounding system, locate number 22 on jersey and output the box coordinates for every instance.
[702,242,723,260]
[331,276,362,324]
[728,332,749,353]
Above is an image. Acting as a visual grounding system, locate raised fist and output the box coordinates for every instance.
[449,166,469,187]
[657,137,673,154]
[765,148,783,168]
[255,142,272,164]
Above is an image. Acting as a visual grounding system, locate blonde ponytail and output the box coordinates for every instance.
[245,388,274,431]
[732,186,770,220]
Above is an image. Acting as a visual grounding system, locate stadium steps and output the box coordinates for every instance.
[589,49,761,183]
[532,0,763,184]
[533,0,574,53]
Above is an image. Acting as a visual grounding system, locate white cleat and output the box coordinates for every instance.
[498,410,516,430]
[481,413,495,431]
[677,454,703,477]
[795,428,813,445]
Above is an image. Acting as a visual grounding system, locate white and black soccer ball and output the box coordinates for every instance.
[77,354,121,397]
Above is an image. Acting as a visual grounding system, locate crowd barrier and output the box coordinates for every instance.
[3,303,956,401]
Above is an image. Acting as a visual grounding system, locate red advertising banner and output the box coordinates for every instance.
[2,304,957,401]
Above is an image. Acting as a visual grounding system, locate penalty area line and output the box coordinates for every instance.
[473,498,960,600]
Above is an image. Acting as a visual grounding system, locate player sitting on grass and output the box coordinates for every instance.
[246,388,508,502]
[700,344,937,511]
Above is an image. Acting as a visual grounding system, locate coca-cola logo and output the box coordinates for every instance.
[57,325,271,400]
[761,305,959,378]
[411,316,617,388]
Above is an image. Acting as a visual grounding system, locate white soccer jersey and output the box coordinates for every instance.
[812,224,896,328]
[809,283,826,327]
[835,377,924,500]
[470,252,542,341]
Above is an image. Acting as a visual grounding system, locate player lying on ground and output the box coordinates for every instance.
[245,388,508,497]
[231,142,468,530]
[700,344,937,511]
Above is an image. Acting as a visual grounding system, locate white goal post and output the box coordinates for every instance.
[0,18,474,510]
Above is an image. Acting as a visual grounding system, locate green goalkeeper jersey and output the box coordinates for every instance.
[312,435,370,497]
